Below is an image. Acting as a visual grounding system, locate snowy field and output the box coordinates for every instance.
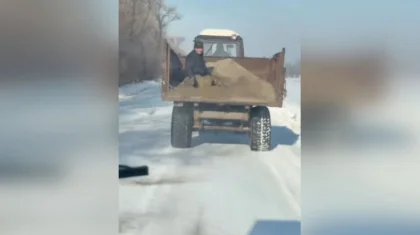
[119,78,301,235]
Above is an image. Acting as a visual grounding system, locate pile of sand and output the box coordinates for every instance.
[169,59,277,103]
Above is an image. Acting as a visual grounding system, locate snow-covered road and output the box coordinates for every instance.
[119,78,301,235]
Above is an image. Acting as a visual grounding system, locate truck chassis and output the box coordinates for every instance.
[171,102,272,151]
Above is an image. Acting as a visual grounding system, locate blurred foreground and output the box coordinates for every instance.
[302,47,420,234]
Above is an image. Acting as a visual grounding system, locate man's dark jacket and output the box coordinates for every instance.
[184,50,210,78]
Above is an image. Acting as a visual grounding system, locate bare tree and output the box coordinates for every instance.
[155,1,181,41]
[118,0,181,85]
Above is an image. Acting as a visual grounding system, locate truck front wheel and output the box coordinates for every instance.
[249,106,272,151]
[171,104,193,148]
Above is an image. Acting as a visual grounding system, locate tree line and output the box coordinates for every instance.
[119,0,181,85]
[285,60,301,78]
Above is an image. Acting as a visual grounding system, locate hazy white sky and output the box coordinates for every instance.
[166,0,419,63]
[165,0,300,62]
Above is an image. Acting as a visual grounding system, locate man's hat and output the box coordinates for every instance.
[194,40,203,49]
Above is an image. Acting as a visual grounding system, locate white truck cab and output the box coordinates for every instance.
[195,28,244,57]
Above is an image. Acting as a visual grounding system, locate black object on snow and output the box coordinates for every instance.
[119,165,149,178]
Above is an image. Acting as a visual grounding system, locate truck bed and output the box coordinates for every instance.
[161,42,287,107]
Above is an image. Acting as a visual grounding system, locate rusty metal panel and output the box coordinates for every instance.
[161,42,170,100]
[163,95,279,107]
[193,125,250,132]
[195,110,249,121]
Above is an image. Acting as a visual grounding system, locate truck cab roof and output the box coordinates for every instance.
[199,29,240,38]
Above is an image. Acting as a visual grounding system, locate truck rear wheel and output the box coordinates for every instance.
[249,106,272,151]
[171,104,193,148]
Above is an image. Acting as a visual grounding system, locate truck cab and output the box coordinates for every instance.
[195,29,245,58]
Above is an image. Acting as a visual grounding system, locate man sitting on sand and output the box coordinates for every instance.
[183,40,211,88]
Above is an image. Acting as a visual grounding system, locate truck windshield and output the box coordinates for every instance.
[202,41,239,57]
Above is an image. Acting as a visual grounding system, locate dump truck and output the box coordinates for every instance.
[161,29,286,151]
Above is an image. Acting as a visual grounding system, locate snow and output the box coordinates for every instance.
[119,78,301,235]
[199,29,240,37]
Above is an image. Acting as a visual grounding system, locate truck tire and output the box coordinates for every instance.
[171,104,193,148]
[249,106,272,151]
